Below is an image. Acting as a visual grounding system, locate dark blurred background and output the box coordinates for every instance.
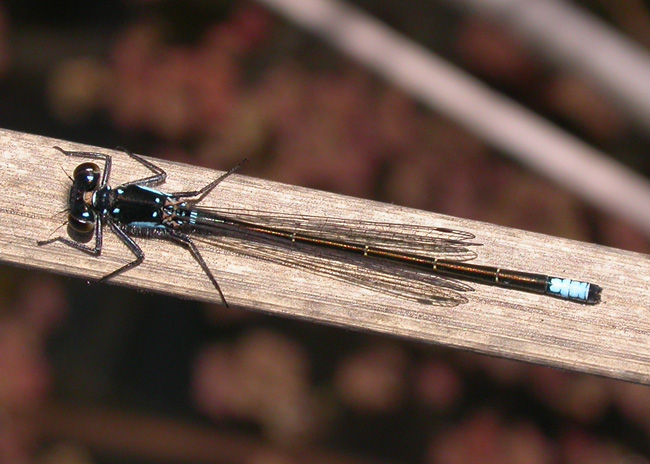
[1,0,650,463]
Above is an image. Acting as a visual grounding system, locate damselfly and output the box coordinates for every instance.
[38,147,602,307]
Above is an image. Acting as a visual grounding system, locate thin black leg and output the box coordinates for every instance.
[167,230,229,307]
[38,217,147,284]
[53,145,168,188]
[116,146,167,187]
[37,217,103,255]
[53,146,112,187]
[172,159,247,203]
[95,220,145,282]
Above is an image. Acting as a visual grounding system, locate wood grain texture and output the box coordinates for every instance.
[1,129,649,383]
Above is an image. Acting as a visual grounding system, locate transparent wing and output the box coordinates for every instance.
[192,207,479,261]
[191,220,474,307]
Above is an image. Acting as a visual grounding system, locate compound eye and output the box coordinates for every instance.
[68,203,95,234]
[73,163,101,191]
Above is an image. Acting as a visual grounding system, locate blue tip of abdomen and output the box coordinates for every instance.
[547,277,601,304]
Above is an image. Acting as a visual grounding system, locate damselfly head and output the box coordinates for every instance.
[73,162,101,191]
[68,201,95,235]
